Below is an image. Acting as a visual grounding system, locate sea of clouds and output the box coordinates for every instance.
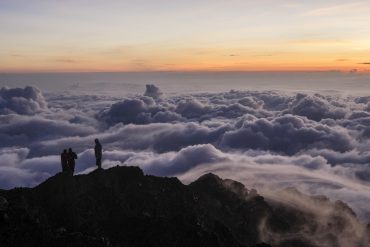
[1,84,370,222]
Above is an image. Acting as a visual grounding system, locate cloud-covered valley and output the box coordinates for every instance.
[1,84,370,222]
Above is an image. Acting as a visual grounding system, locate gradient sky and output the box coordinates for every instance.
[1,0,370,72]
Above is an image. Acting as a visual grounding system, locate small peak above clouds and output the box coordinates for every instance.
[144,84,163,99]
[0,86,47,115]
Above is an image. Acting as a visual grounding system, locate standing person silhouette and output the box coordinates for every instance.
[94,139,102,169]
[60,149,68,172]
[68,148,78,174]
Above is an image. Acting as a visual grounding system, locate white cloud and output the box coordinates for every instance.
[0,86,47,115]
[1,85,370,222]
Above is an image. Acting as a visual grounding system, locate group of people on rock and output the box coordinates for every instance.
[60,139,102,174]
[60,148,78,174]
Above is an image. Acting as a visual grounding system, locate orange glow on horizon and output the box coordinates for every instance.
[1,58,369,74]
[2,45,370,73]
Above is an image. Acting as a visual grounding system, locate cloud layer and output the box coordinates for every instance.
[0,86,47,115]
[1,85,370,223]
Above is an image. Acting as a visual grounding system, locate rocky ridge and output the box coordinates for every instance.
[0,166,369,247]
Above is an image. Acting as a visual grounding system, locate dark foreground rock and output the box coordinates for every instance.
[0,166,369,247]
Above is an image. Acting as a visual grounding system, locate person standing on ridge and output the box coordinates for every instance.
[68,148,78,174]
[60,149,68,172]
[94,139,102,169]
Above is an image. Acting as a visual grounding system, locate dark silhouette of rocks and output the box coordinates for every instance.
[0,166,369,247]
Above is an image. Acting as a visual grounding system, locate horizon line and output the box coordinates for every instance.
[1,69,368,75]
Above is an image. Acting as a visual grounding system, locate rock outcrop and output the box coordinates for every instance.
[0,166,368,247]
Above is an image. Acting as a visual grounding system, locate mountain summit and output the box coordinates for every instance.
[0,166,369,247]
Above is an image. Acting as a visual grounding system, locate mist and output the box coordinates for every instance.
[2,71,370,96]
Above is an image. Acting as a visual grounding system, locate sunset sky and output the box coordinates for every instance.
[1,0,370,72]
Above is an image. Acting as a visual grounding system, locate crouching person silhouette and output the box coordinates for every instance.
[60,149,68,172]
[68,148,78,174]
[94,139,102,169]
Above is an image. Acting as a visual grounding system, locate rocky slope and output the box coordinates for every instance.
[0,166,369,247]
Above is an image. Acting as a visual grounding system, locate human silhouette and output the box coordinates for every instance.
[60,149,68,172]
[94,139,102,169]
[67,148,78,174]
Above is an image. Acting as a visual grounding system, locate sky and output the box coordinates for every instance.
[1,0,370,72]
